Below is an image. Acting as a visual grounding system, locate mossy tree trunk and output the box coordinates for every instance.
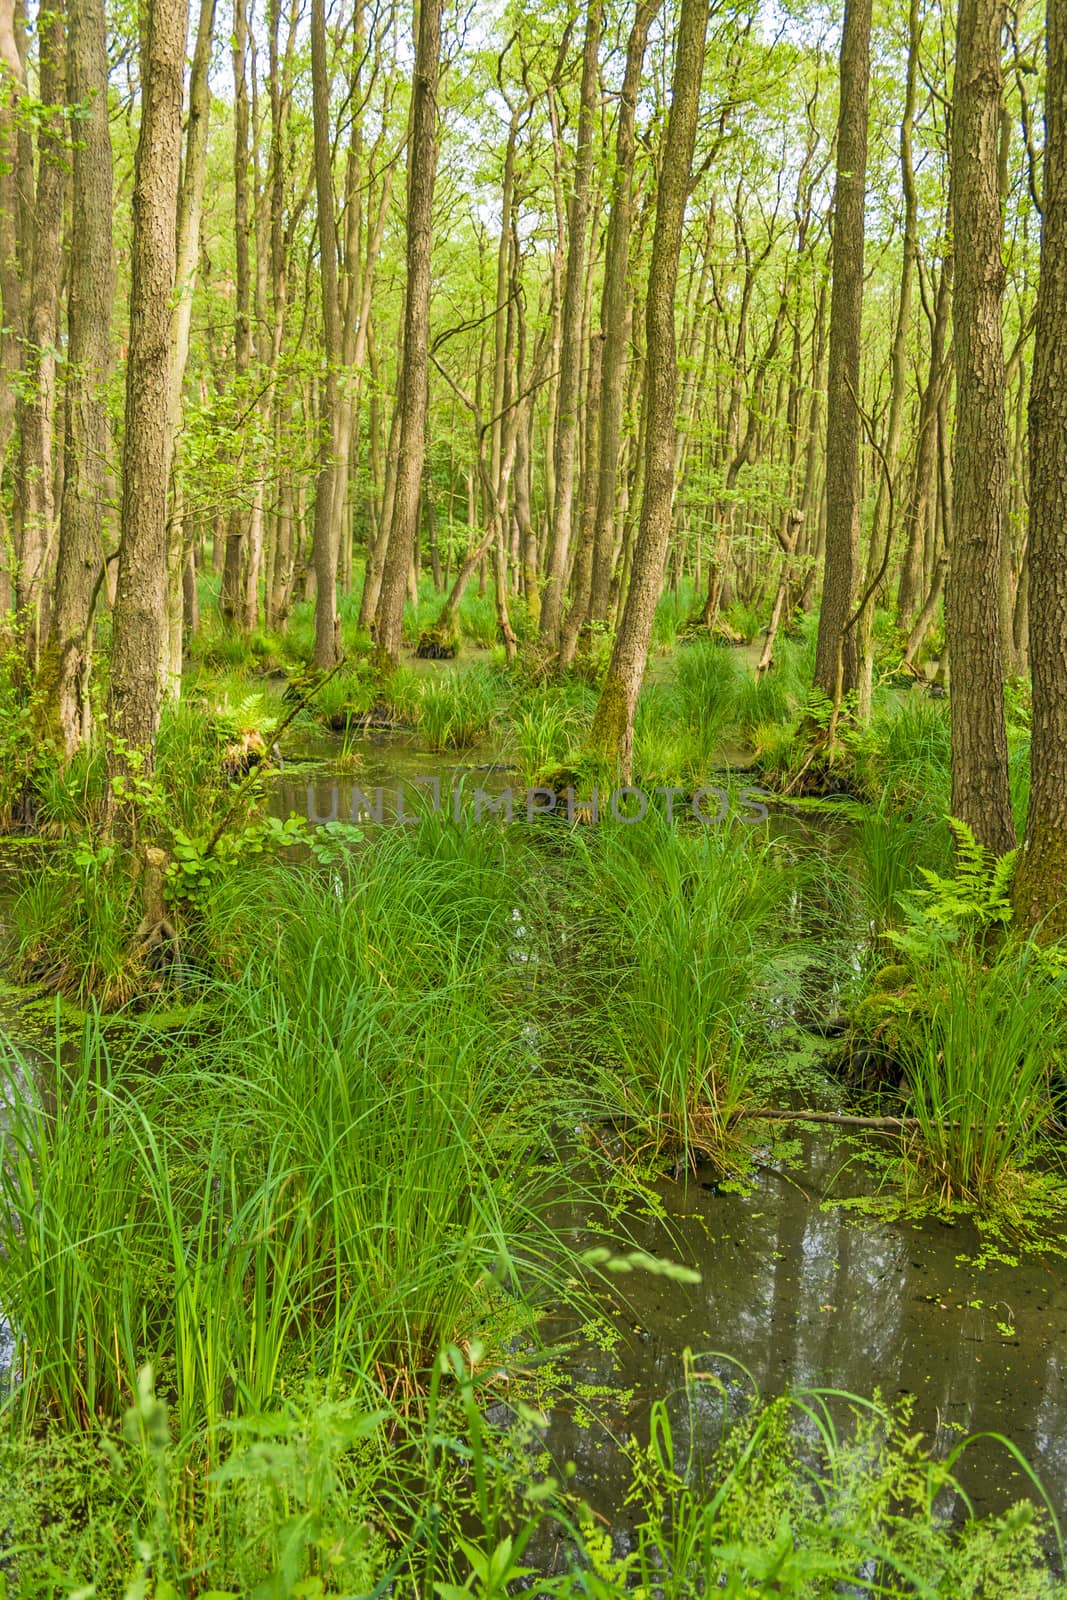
[1014,0,1067,937]
[372,0,443,670]
[812,0,872,704]
[107,0,188,777]
[538,0,602,648]
[586,0,709,777]
[946,0,1015,854]
[40,0,114,759]
[14,0,64,671]
[586,0,661,632]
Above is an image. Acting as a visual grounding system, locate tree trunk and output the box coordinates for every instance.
[946,0,1015,853]
[162,0,216,700]
[14,0,64,668]
[39,0,113,759]
[309,0,343,667]
[372,0,443,669]
[855,0,919,719]
[587,0,661,632]
[221,0,252,629]
[107,0,187,777]
[896,253,951,627]
[1013,0,1067,934]
[586,0,709,776]
[0,0,25,625]
[539,0,602,646]
[812,0,872,703]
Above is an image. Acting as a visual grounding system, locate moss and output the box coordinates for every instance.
[585,669,632,778]
[870,962,911,992]
[1013,821,1067,943]
[415,622,459,660]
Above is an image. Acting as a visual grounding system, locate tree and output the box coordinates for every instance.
[812,0,872,705]
[1013,0,1067,936]
[561,0,663,665]
[945,0,1015,854]
[373,0,444,670]
[107,0,188,771]
[586,0,710,776]
[39,0,115,758]
[308,0,344,668]
[14,0,64,668]
[538,0,602,647]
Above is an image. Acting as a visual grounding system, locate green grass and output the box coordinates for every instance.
[897,939,1067,1217]
[500,681,596,786]
[564,812,808,1168]
[419,663,503,750]
[673,637,742,759]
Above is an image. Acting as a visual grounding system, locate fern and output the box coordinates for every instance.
[886,816,1016,962]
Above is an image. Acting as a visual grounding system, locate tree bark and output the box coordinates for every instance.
[946,0,1015,853]
[221,0,253,629]
[587,0,662,632]
[0,0,25,624]
[539,0,602,646]
[39,0,114,759]
[309,0,344,667]
[855,0,919,719]
[162,0,216,700]
[107,0,188,775]
[372,0,443,669]
[813,0,872,703]
[586,0,709,776]
[14,0,64,668]
[1014,0,1067,935]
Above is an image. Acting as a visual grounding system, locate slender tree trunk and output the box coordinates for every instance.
[586,0,710,776]
[309,0,343,666]
[855,0,919,719]
[813,0,872,703]
[162,0,215,699]
[946,0,1015,853]
[14,0,64,667]
[40,0,114,758]
[221,0,252,628]
[372,0,443,669]
[539,0,602,645]
[897,254,951,627]
[108,0,188,776]
[587,0,662,632]
[1014,0,1067,934]
[0,0,25,624]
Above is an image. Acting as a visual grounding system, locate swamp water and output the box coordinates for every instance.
[267,736,1067,1539]
[0,732,1063,1570]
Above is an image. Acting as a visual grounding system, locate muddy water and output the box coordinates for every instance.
[543,1134,1067,1537]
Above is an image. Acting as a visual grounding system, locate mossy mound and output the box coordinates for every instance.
[415,625,459,660]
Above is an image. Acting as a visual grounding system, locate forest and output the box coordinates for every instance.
[1,0,1067,1587]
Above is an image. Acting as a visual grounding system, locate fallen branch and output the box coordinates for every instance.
[738,1108,917,1132]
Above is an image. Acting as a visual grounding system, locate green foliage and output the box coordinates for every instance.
[585,1376,1066,1598]
[887,816,1016,963]
[500,682,593,786]
[167,813,310,905]
[564,813,808,1169]
[419,664,502,750]
[895,941,1067,1218]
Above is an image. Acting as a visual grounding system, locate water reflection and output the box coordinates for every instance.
[544,1136,1067,1535]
